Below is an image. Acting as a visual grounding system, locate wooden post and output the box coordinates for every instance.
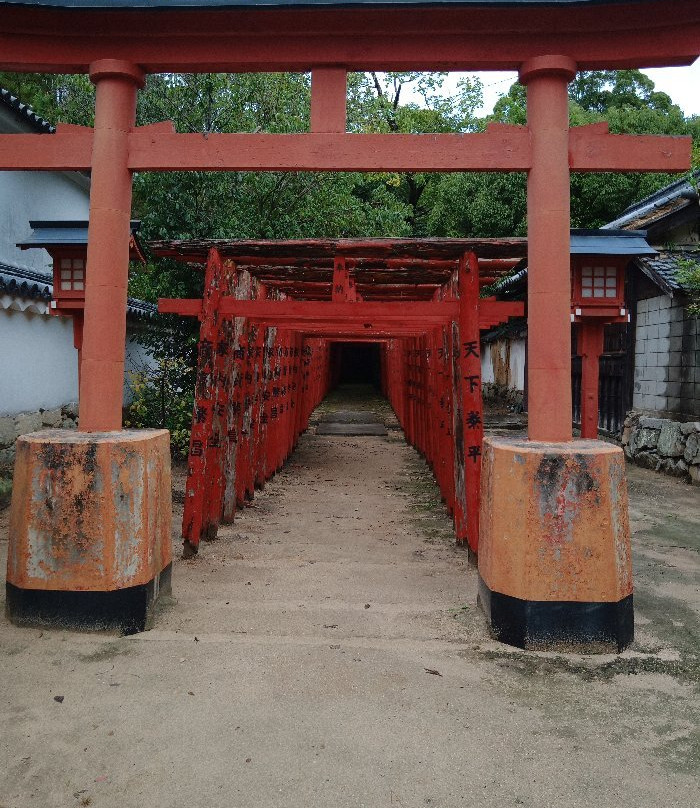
[72,311,84,391]
[310,68,347,134]
[182,248,225,557]
[79,60,143,432]
[520,55,577,443]
[579,322,605,439]
[452,252,483,552]
[459,252,483,553]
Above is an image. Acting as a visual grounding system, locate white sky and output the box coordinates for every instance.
[434,59,700,117]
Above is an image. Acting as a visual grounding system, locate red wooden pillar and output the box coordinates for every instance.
[458,252,483,553]
[578,322,605,439]
[520,55,577,443]
[221,274,248,522]
[72,311,84,390]
[79,60,143,432]
[442,324,455,517]
[182,250,222,554]
[205,257,238,536]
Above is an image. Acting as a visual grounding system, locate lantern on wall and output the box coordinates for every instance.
[53,253,87,310]
[571,257,627,325]
[568,229,656,438]
[18,220,145,316]
[17,220,146,380]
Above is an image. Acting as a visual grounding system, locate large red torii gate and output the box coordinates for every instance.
[2,0,698,646]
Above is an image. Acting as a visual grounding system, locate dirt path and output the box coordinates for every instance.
[0,394,699,807]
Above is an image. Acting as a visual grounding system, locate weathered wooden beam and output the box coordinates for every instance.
[0,128,92,170]
[1,3,698,73]
[0,123,689,176]
[151,237,529,261]
[127,129,532,172]
[569,124,692,172]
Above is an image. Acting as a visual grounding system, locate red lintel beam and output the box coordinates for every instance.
[159,298,522,323]
[159,298,203,317]
[0,127,92,170]
[217,299,460,320]
[0,125,689,175]
[127,129,532,172]
[479,300,525,322]
[569,124,692,172]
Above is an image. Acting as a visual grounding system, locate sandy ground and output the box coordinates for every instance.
[0,391,699,808]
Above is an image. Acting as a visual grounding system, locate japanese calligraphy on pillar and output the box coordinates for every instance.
[459,251,482,553]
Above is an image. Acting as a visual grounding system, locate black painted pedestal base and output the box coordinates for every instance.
[6,563,172,636]
[478,576,634,652]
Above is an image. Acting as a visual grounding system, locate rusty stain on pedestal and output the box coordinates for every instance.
[6,429,172,633]
[478,435,633,651]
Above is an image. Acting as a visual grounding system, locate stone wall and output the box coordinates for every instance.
[0,403,78,473]
[482,382,524,411]
[622,411,700,485]
[633,295,700,417]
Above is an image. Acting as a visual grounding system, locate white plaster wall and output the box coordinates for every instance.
[124,332,158,405]
[0,306,157,415]
[0,308,78,415]
[0,172,90,276]
[481,338,526,391]
[510,340,526,390]
[0,105,91,274]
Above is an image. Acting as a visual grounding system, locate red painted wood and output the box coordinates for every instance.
[218,299,460,320]
[1,3,697,73]
[159,299,203,316]
[521,56,575,443]
[78,61,142,433]
[127,129,532,173]
[311,69,347,134]
[0,131,92,170]
[331,256,358,302]
[182,248,226,554]
[459,252,483,553]
[578,322,606,440]
[0,126,688,176]
[569,125,691,172]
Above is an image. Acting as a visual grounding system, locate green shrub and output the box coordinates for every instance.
[124,357,194,459]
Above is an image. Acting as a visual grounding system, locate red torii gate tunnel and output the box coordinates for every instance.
[2,0,697,648]
[153,238,525,559]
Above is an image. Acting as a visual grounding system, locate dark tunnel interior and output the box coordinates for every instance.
[333,342,381,386]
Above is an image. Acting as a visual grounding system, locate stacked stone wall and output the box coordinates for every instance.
[0,404,78,473]
[622,411,700,485]
[482,382,524,411]
[633,296,700,417]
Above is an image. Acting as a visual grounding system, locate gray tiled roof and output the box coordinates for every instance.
[490,229,656,297]
[0,88,54,134]
[604,171,700,232]
[0,263,52,301]
[0,262,157,318]
[635,249,700,296]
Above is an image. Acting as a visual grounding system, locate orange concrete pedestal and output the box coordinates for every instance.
[6,429,172,634]
[478,436,633,652]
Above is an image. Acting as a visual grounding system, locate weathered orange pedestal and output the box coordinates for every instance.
[6,429,172,634]
[478,436,633,652]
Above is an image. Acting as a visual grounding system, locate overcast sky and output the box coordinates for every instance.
[438,60,700,118]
